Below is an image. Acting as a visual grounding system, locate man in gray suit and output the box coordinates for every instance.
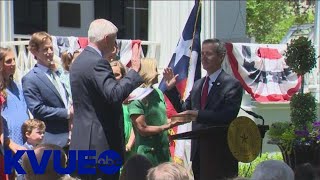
[164,39,243,180]
[70,19,143,180]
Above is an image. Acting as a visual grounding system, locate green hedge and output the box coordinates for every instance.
[238,152,283,178]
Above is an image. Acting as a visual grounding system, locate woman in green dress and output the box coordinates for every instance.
[128,58,180,166]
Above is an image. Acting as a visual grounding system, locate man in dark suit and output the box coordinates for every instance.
[163,38,243,180]
[69,19,143,180]
[22,32,72,148]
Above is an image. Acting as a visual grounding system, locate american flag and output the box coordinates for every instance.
[226,43,301,102]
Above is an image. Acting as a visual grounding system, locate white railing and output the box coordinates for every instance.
[0,37,161,84]
[0,40,33,82]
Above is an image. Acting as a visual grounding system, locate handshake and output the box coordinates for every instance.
[165,111,198,130]
[170,112,197,125]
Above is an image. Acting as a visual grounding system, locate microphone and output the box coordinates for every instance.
[240,107,265,125]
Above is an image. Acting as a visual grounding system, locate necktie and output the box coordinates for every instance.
[48,70,62,97]
[48,70,69,108]
[201,76,209,109]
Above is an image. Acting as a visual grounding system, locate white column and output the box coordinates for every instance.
[148,1,194,72]
[201,0,215,40]
[0,1,14,42]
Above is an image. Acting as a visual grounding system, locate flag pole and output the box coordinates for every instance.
[183,0,202,99]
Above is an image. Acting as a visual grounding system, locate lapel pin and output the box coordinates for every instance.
[216,82,221,86]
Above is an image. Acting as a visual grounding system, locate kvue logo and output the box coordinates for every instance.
[5,150,122,175]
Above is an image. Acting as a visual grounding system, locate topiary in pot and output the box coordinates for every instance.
[269,36,319,170]
[285,36,318,131]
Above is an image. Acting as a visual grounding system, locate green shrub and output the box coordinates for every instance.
[238,152,283,178]
[268,122,296,152]
[290,92,317,130]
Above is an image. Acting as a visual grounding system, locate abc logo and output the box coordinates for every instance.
[97,150,122,174]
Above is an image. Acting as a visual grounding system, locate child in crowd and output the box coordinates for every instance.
[21,119,46,150]
[60,49,81,145]
[16,119,45,180]
[22,143,67,180]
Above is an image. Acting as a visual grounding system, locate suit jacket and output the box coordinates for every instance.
[165,70,243,160]
[69,46,143,159]
[22,65,69,134]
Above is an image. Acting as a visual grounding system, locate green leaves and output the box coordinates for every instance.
[238,152,283,178]
[285,36,317,130]
[285,37,317,75]
[290,92,317,129]
[268,122,296,143]
[247,0,315,43]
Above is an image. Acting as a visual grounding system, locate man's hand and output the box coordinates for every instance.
[131,58,141,72]
[163,68,179,90]
[168,119,186,128]
[69,105,74,120]
[178,110,198,118]
[130,43,141,72]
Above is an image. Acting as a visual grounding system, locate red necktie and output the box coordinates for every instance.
[201,76,209,109]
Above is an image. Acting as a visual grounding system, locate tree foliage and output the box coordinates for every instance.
[247,0,315,44]
[285,37,317,76]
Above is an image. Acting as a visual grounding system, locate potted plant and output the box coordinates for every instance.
[268,36,319,169]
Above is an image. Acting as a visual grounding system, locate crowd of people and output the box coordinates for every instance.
[1,18,316,180]
[0,18,188,180]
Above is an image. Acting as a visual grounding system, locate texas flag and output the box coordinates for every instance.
[159,0,201,167]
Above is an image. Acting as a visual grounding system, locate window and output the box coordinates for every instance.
[59,3,81,28]
[124,1,148,40]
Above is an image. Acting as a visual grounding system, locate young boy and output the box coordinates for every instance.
[21,119,46,150]
[17,119,45,180]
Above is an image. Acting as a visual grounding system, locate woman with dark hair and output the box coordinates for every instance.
[111,60,136,160]
[1,47,29,180]
[0,47,29,154]
[0,67,8,179]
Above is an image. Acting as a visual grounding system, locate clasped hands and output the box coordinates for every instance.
[165,110,198,131]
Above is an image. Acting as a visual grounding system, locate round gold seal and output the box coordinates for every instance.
[227,116,261,163]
